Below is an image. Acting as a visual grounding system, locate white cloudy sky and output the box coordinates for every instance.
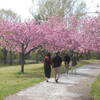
[84,0,100,11]
[0,0,99,21]
[0,0,34,20]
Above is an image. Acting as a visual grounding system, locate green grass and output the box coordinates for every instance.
[77,59,100,67]
[0,59,99,100]
[91,75,100,100]
[0,64,45,100]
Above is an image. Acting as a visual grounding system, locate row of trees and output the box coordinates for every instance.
[0,15,100,72]
[0,0,99,72]
[0,9,21,65]
[0,0,95,66]
[31,0,87,20]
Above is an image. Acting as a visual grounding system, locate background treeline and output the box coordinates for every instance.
[0,48,100,65]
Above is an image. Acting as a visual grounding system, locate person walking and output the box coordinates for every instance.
[44,53,52,82]
[71,53,77,74]
[64,54,70,74]
[52,52,62,83]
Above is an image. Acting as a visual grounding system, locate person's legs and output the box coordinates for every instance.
[66,63,69,74]
[46,77,49,82]
[45,67,51,82]
[64,62,67,72]
[65,62,69,74]
[71,65,77,74]
[71,65,74,74]
[53,66,61,83]
[74,66,77,74]
[64,61,67,71]
[55,67,61,83]
[44,67,48,82]
[58,67,61,79]
[54,68,57,81]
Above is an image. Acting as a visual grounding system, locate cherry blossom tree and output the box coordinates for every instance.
[0,15,100,72]
[41,16,80,53]
[0,19,45,73]
[78,16,100,53]
[41,15,100,55]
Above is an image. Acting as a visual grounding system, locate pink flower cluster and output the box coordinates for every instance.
[0,15,100,54]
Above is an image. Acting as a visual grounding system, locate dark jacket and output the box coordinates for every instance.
[52,56,62,68]
[44,56,51,78]
[44,56,51,67]
[64,55,70,63]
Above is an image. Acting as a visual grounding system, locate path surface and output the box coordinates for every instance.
[5,63,100,100]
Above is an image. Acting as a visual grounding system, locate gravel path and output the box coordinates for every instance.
[5,63,100,100]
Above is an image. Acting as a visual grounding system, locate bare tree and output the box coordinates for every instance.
[0,9,21,22]
[73,1,87,18]
[30,0,87,20]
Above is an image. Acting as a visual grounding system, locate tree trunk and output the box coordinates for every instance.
[21,44,25,73]
[9,50,13,65]
[21,53,25,73]
[2,48,8,64]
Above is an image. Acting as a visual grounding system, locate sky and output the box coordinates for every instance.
[0,0,34,20]
[84,0,100,12]
[0,0,99,21]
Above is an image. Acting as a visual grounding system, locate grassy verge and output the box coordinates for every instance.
[91,75,100,100]
[77,59,100,67]
[0,64,45,100]
[0,59,99,100]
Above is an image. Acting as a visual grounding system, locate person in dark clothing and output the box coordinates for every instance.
[71,53,77,73]
[44,53,52,82]
[64,54,70,74]
[52,52,62,83]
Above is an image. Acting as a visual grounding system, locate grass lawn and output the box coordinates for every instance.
[91,75,100,100]
[0,59,99,100]
[0,64,45,100]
